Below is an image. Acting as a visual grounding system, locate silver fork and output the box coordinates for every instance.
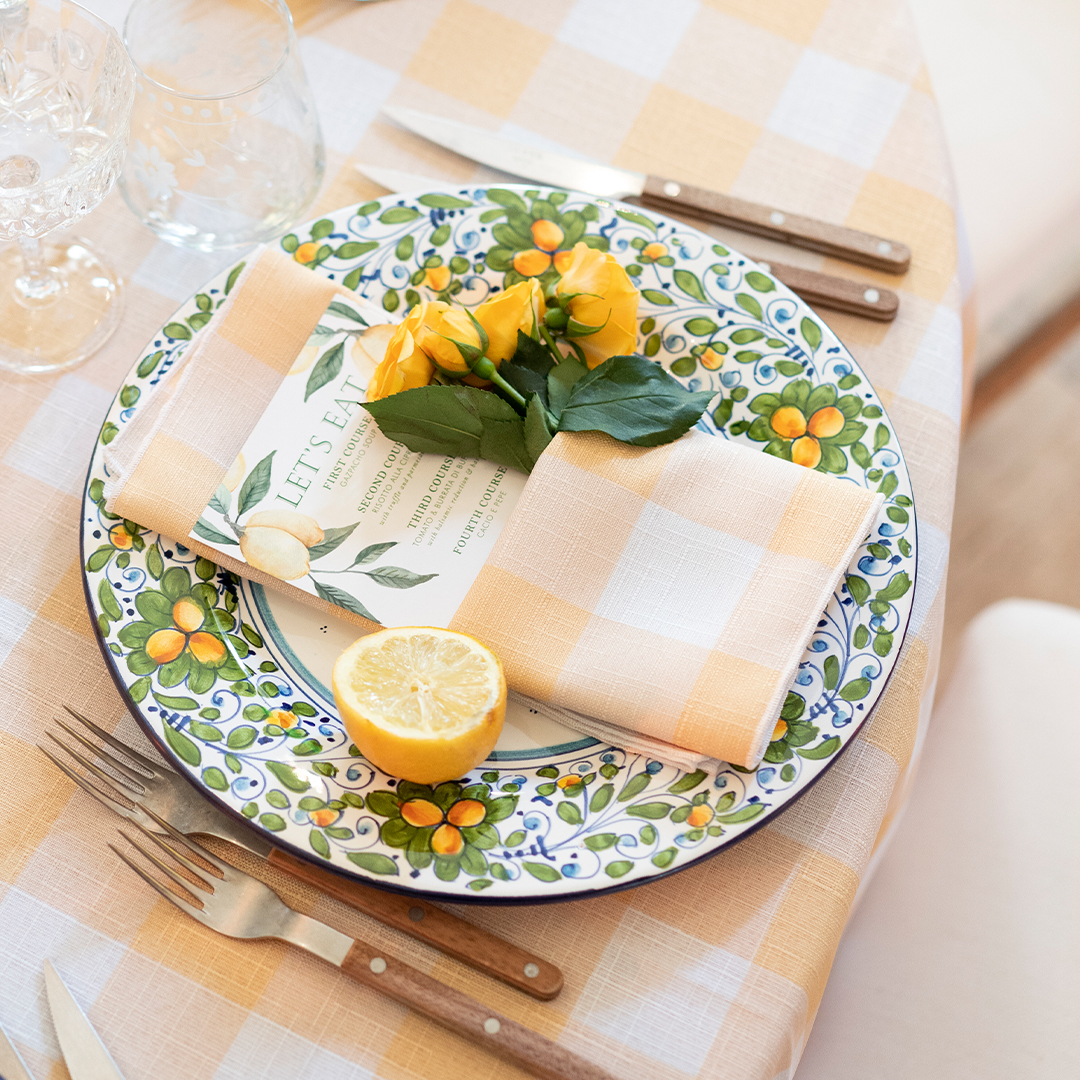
[40,706,562,1000]
[114,811,612,1080]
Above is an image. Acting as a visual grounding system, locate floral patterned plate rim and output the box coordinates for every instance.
[81,185,917,903]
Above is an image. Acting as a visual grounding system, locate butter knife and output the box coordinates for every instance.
[355,163,898,321]
[0,1022,34,1080]
[43,961,126,1080]
[381,106,910,274]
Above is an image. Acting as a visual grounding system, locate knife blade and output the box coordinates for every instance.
[381,106,910,274]
[355,164,898,321]
[43,961,126,1080]
[0,1023,34,1080]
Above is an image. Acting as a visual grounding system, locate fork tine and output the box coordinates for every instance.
[140,804,231,876]
[119,826,217,896]
[62,705,162,776]
[110,842,210,924]
[45,730,145,797]
[54,715,152,788]
[128,818,224,887]
[38,744,145,823]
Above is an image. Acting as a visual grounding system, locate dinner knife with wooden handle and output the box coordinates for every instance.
[381,106,910,275]
[356,162,899,321]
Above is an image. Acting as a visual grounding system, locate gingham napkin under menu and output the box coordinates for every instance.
[104,247,882,770]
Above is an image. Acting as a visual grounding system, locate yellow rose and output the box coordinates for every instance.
[473,279,546,365]
[415,304,484,375]
[367,304,434,401]
[556,242,640,368]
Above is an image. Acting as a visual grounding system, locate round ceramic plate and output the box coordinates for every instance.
[82,186,917,902]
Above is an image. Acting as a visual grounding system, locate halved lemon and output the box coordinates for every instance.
[331,627,506,785]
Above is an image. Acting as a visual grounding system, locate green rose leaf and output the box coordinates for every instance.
[558,354,715,447]
[605,860,633,879]
[556,801,583,825]
[259,813,286,831]
[625,802,672,820]
[163,322,191,341]
[589,783,614,812]
[745,271,775,292]
[547,354,589,420]
[362,383,521,459]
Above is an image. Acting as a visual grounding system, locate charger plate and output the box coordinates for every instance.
[81,186,917,902]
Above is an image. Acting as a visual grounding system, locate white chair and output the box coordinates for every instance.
[795,598,1080,1078]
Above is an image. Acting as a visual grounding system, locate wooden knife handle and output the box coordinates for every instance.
[269,848,563,1000]
[340,941,614,1080]
[766,260,899,321]
[636,176,911,273]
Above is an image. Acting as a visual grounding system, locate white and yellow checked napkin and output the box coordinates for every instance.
[104,247,882,770]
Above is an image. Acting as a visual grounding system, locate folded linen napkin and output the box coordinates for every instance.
[105,248,882,769]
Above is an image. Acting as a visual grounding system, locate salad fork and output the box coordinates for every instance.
[113,811,613,1080]
[40,706,563,1000]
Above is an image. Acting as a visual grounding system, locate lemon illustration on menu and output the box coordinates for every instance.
[332,627,506,785]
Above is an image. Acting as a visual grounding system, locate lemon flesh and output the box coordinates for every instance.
[332,627,505,785]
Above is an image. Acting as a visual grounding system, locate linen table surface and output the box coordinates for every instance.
[0,1,969,1078]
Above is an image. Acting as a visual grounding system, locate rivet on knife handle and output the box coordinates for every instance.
[637,176,911,274]
[268,848,564,1000]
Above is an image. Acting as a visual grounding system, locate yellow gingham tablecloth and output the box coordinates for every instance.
[0,2,970,1077]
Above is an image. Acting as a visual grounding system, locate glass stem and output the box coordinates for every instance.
[15,235,61,303]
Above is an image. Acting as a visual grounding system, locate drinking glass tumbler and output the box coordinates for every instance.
[0,0,135,374]
[119,0,325,251]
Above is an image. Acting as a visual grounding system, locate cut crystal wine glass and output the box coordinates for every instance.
[0,0,135,374]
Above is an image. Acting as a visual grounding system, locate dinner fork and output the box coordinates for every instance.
[40,706,562,1000]
[113,811,613,1080]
